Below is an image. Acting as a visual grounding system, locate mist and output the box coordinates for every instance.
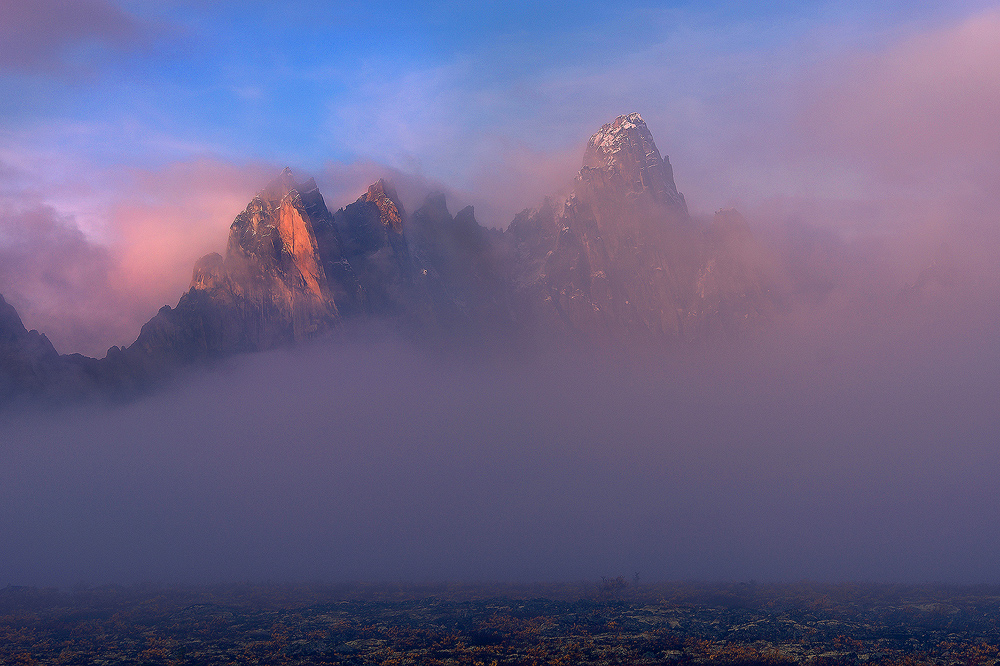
[4,276,1000,586]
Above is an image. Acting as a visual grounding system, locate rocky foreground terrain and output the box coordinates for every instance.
[4,582,1000,665]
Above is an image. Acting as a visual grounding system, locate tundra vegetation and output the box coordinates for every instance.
[3,581,1000,665]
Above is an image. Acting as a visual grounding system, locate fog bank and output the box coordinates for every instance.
[3,294,1000,586]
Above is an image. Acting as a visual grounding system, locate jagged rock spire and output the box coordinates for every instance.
[582,112,687,214]
[362,179,404,233]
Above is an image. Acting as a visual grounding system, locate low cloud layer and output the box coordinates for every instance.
[3,292,1000,586]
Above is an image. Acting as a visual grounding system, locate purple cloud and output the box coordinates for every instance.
[0,0,152,74]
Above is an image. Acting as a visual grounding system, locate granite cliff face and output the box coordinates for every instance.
[1,113,780,404]
[332,178,413,318]
[141,169,356,356]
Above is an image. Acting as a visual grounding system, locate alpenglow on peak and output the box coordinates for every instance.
[582,113,687,214]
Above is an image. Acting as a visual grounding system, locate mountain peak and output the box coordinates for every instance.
[587,113,645,150]
[582,113,686,214]
[215,168,342,342]
[0,293,28,342]
[259,167,300,202]
[584,113,651,167]
[362,178,404,233]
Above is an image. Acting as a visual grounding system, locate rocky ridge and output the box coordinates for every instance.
[1,113,780,404]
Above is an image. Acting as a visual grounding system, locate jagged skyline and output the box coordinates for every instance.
[2,1,999,356]
[1,113,786,403]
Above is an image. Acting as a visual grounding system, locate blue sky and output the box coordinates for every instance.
[3,0,992,179]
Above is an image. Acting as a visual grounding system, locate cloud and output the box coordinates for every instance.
[324,52,682,227]
[0,201,117,355]
[4,301,1000,585]
[318,7,845,222]
[106,158,276,330]
[0,157,276,356]
[799,8,1000,191]
[0,0,156,75]
[329,61,479,182]
[739,7,1000,282]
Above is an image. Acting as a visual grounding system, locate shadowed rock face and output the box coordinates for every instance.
[330,180,515,338]
[407,195,514,340]
[333,179,413,318]
[0,293,60,398]
[0,294,135,403]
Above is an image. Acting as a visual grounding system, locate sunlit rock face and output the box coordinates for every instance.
[215,167,355,344]
[505,113,776,344]
[227,171,335,324]
[361,179,404,233]
[128,169,363,366]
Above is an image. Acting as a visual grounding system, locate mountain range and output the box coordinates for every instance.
[1,113,781,404]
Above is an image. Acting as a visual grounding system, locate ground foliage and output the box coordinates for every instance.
[3,581,1000,665]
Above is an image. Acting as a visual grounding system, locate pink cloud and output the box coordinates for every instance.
[0,158,277,356]
[731,8,1000,289]
[800,9,1000,189]
[107,159,276,326]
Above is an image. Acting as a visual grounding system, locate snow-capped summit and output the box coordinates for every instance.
[582,113,687,214]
